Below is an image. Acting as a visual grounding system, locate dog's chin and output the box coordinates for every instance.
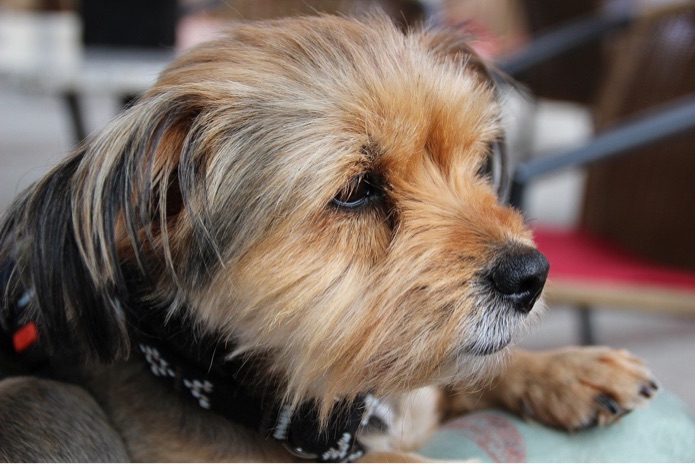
[463,336,513,356]
[460,297,544,358]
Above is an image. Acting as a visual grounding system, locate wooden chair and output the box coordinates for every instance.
[506,4,695,344]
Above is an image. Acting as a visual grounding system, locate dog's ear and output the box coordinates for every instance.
[0,93,207,363]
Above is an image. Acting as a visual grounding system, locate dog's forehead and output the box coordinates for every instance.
[155,15,500,201]
[352,67,500,173]
[163,16,499,137]
[247,16,501,173]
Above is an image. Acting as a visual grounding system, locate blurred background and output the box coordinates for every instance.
[1,0,694,412]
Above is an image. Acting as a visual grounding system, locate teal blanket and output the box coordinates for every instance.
[419,391,695,462]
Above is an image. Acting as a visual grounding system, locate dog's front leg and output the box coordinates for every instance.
[442,347,659,431]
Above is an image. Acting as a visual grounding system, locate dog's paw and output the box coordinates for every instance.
[507,347,659,431]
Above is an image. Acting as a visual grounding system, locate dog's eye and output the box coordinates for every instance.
[333,174,378,208]
[478,141,510,202]
[478,154,494,180]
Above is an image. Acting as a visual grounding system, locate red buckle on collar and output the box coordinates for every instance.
[13,322,38,353]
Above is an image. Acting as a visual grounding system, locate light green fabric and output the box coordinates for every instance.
[418,391,695,462]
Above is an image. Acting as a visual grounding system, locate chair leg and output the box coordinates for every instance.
[578,305,596,345]
[62,91,87,143]
[120,94,139,110]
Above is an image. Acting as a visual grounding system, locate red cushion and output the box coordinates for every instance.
[533,227,695,292]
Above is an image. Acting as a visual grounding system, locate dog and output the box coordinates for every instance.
[0,14,658,462]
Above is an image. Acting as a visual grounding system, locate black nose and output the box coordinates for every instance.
[488,246,549,313]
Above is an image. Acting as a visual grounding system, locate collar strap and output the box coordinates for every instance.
[135,336,369,462]
[124,276,375,463]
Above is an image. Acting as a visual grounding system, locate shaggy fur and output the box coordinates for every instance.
[0,14,657,462]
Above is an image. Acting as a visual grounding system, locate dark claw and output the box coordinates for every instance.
[595,394,622,415]
[640,379,659,398]
[519,398,534,419]
[639,385,654,398]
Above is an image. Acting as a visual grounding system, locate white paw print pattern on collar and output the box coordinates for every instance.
[322,432,357,462]
[183,378,214,409]
[140,343,175,378]
[139,343,214,410]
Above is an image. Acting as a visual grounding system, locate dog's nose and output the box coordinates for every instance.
[487,246,549,313]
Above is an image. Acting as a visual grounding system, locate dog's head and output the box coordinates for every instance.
[0,15,547,408]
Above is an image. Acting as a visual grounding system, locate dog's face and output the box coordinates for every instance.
[1,15,547,409]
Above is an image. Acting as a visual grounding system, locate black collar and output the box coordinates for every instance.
[130,315,371,462]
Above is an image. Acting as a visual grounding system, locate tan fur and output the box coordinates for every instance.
[0,14,657,462]
[440,347,657,430]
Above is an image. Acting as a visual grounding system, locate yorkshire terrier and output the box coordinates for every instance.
[0,14,658,462]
